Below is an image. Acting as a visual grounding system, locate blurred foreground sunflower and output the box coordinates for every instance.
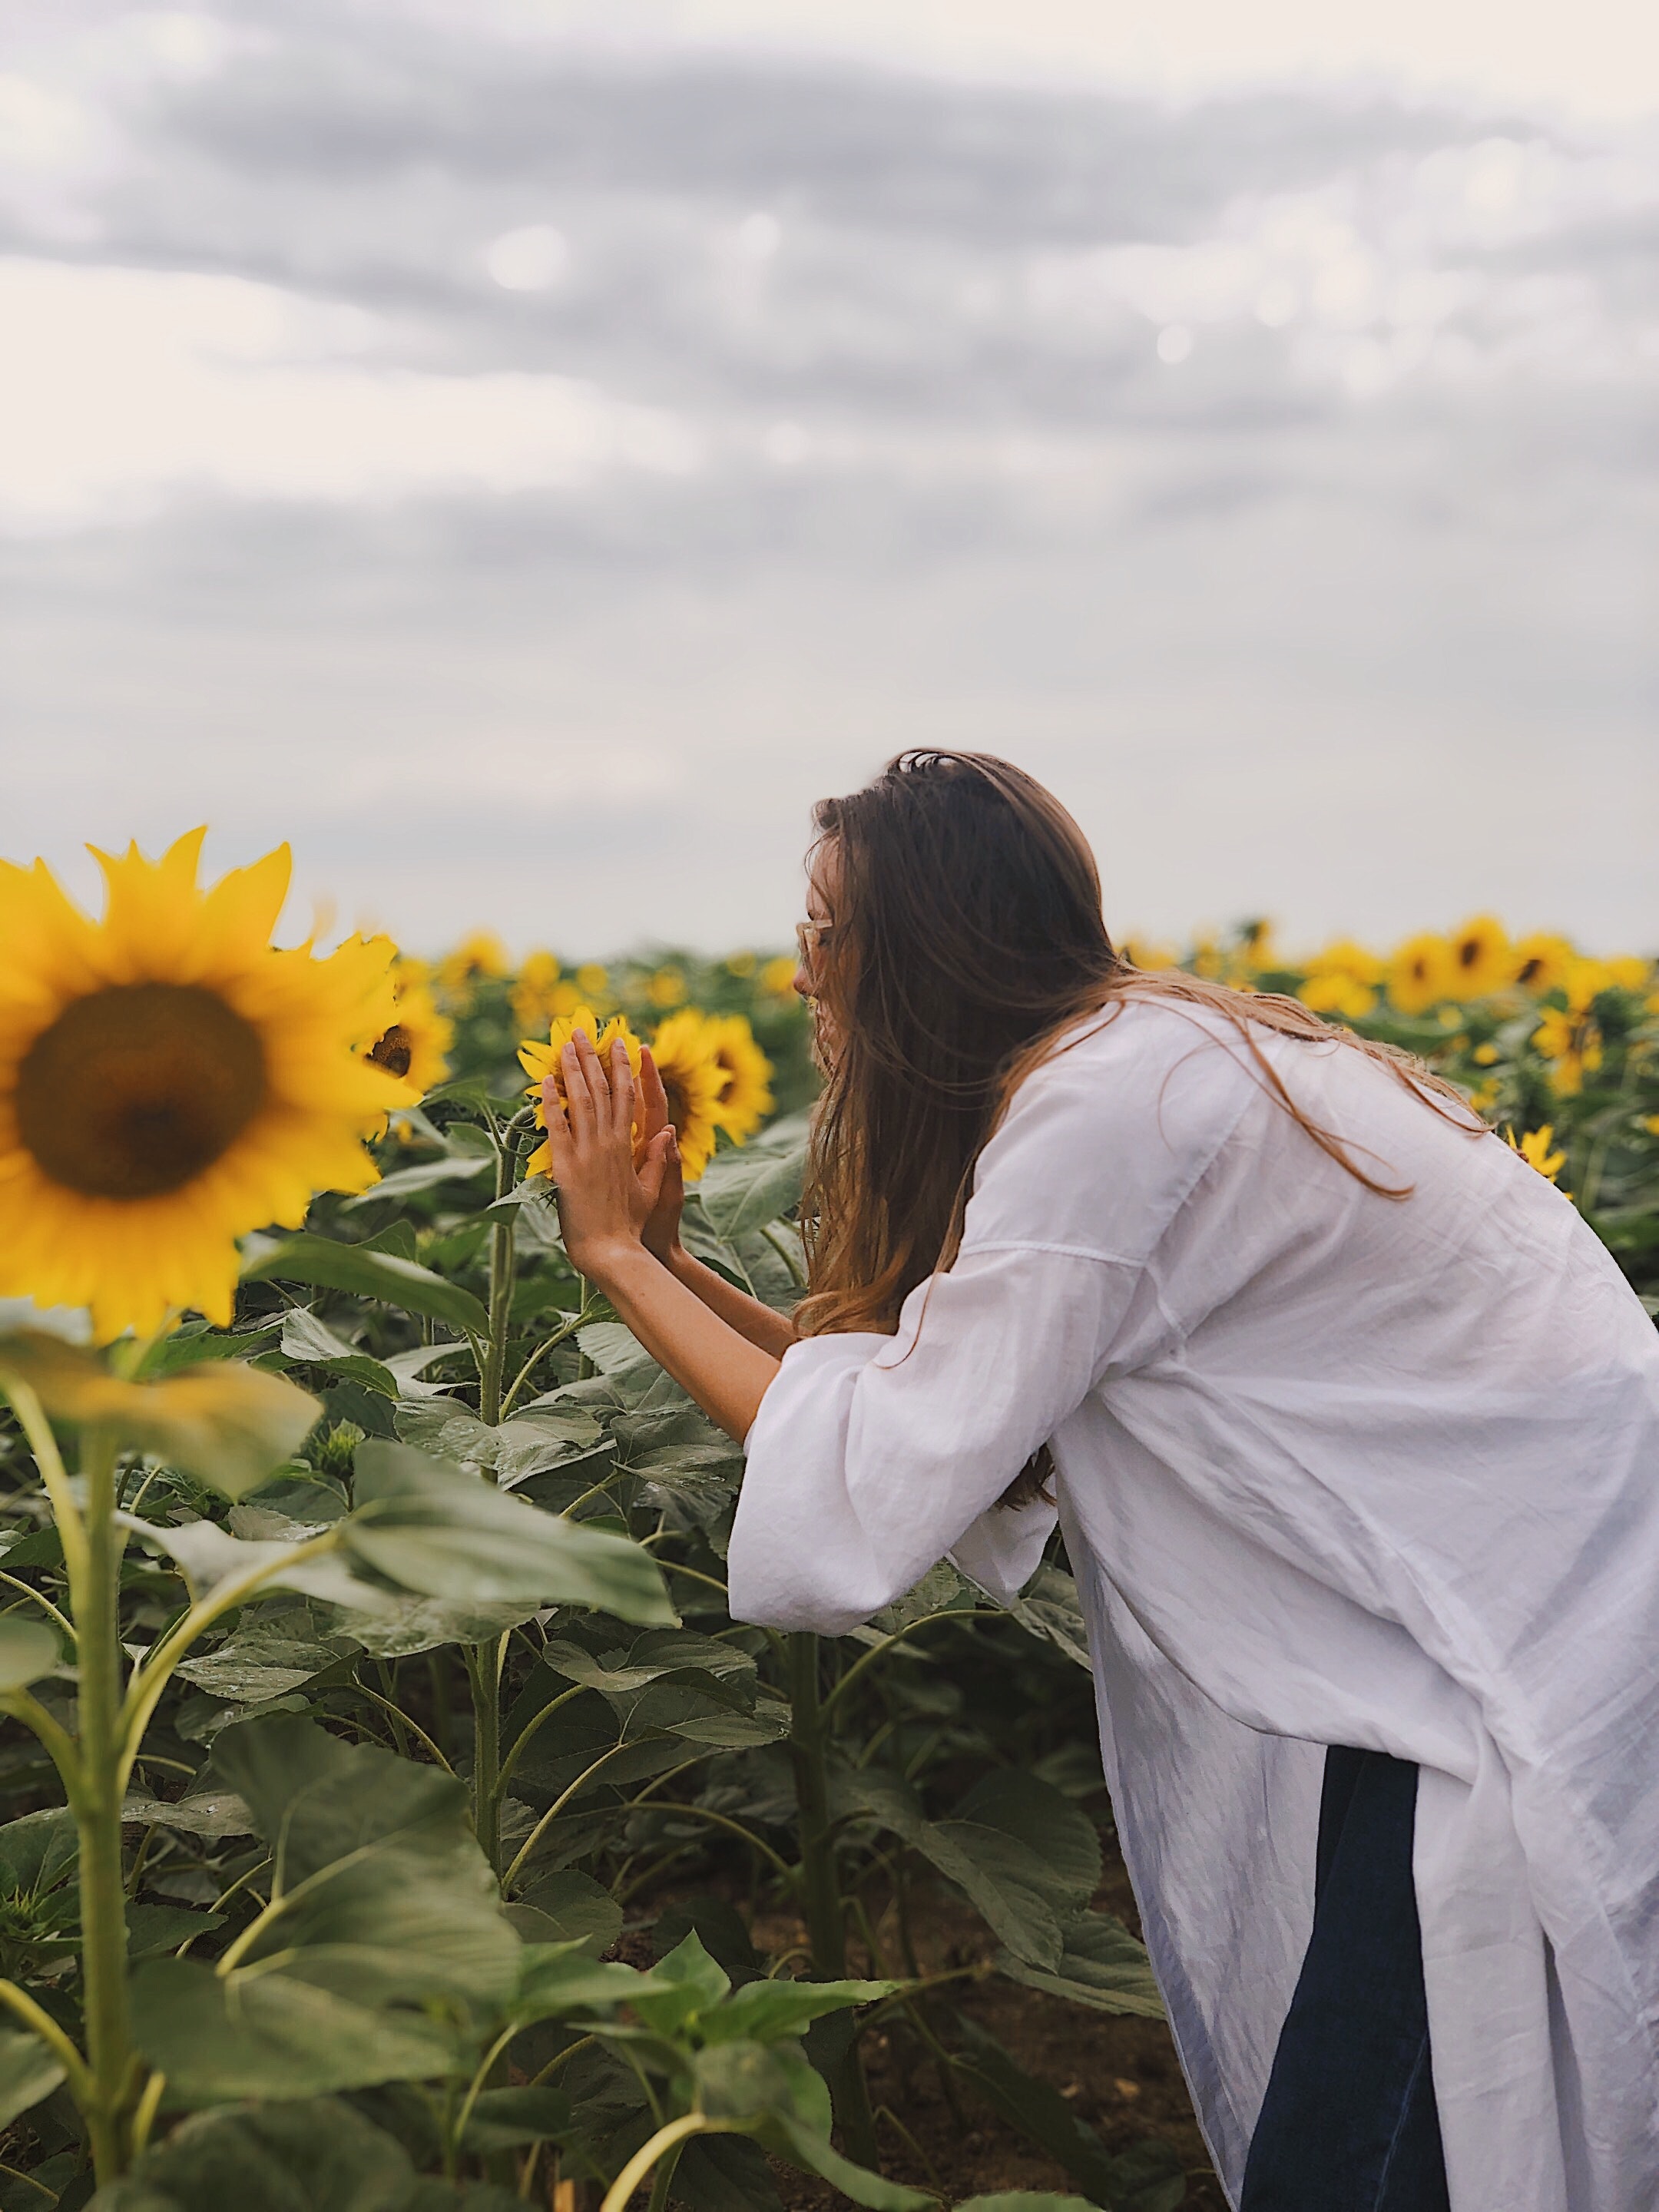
[646,1011,728,1181]
[364,955,453,1095]
[519,1005,644,1180]
[702,1012,775,1142]
[0,830,412,1339]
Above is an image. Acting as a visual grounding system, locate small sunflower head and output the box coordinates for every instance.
[360,954,452,1100]
[1386,932,1457,1017]
[1446,915,1510,1000]
[437,930,511,1009]
[1508,933,1575,996]
[510,949,565,1034]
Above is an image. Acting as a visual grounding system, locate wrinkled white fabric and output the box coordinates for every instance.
[727,997,1659,2210]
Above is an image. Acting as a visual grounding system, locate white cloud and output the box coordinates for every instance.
[614,0,1659,119]
[484,222,570,290]
[0,259,701,528]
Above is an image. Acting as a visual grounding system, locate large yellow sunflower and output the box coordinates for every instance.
[363,953,453,1097]
[518,1006,644,1181]
[702,1012,775,1142]
[0,831,413,1340]
[646,1012,728,1182]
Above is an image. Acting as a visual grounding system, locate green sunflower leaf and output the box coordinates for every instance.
[346,1441,676,1623]
[0,1613,59,1690]
[0,1333,319,1500]
[240,1234,488,1336]
[88,2092,416,2210]
[0,2026,65,2133]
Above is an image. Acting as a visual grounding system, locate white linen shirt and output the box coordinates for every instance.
[727,996,1659,2212]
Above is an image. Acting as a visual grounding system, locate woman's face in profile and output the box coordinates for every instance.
[795,839,844,1071]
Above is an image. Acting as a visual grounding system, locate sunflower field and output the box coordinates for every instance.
[0,838,1654,2212]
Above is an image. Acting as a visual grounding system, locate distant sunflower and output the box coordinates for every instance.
[1532,1005,1602,1098]
[702,1013,775,1142]
[1508,933,1575,996]
[1297,971,1376,1022]
[1297,939,1383,1022]
[437,929,511,1009]
[1445,915,1509,1000]
[0,831,411,1339]
[510,949,565,1035]
[1386,932,1457,1017]
[364,955,453,1097]
[519,1006,644,1181]
[646,1012,728,1182]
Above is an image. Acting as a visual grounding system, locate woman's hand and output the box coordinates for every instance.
[635,1047,687,1265]
[541,1031,675,1287]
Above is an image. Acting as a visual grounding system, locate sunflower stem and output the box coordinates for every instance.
[478,1128,521,1432]
[465,1638,505,1878]
[73,1425,139,2183]
[786,1631,879,2167]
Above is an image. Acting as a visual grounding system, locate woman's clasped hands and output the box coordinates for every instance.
[540,1031,684,1286]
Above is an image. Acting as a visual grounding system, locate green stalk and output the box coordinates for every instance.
[468,1115,527,1874]
[786,1635,844,1975]
[600,2115,726,2212]
[74,1428,137,2183]
[477,1130,520,1430]
[465,1639,505,1876]
[786,1633,878,2167]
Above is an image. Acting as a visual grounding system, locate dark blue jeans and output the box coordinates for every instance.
[1239,1747,1451,2212]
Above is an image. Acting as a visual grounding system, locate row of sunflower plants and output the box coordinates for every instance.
[0,837,1174,2212]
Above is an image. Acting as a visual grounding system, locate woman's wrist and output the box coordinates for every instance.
[569,1233,651,1295]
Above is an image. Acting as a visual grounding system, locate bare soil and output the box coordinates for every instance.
[632,1836,1227,2212]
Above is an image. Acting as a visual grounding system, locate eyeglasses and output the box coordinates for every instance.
[794,919,839,969]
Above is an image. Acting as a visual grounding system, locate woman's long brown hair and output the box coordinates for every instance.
[795,750,1483,1505]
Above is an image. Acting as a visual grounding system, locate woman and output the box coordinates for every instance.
[542,750,1659,2212]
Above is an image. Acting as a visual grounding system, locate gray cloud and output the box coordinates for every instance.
[1,2,1654,954]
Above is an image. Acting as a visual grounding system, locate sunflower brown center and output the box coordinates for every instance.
[368,1024,413,1079]
[17,983,267,1200]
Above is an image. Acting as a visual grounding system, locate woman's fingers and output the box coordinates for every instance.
[561,1037,598,1145]
[541,1073,574,1171]
[608,1039,636,1142]
[638,1047,668,1146]
[637,1124,674,1211]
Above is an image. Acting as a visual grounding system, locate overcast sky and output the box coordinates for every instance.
[2,2,1655,956]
